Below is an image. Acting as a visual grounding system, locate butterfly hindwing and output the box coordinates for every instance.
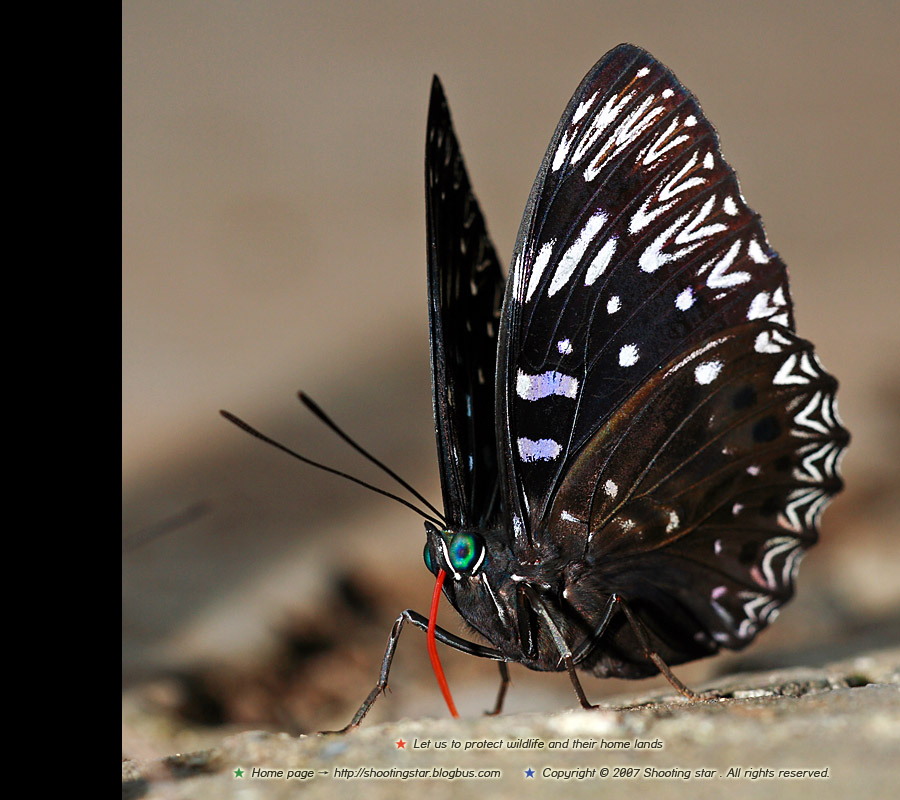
[426,77,506,529]
[545,321,846,666]
[497,44,795,535]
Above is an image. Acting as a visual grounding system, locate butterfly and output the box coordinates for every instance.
[224,43,848,730]
[410,43,848,723]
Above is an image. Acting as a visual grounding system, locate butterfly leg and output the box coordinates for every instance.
[486,661,511,716]
[618,598,702,701]
[521,584,598,709]
[320,609,503,734]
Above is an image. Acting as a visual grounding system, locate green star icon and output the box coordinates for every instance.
[234,767,245,778]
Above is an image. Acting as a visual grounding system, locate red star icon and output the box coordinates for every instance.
[396,739,406,749]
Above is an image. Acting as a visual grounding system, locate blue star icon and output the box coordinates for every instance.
[524,768,535,778]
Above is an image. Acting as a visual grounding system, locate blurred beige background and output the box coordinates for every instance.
[123,1,899,739]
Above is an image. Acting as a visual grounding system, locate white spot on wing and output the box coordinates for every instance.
[552,128,575,171]
[639,194,723,273]
[723,196,739,216]
[516,369,579,401]
[526,240,556,303]
[748,238,770,264]
[517,437,562,462]
[557,338,573,354]
[604,479,618,498]
[571,92,634,166]
[694,360,723,385]
[573,91,598,122]
[585,237,618,285]
[754,328,792,354]
[606,295,621,314]
[583,95,665,181]
[705,239,751,289]
[641,117,690,166]
[619,344,639,367]
[676,287,695,310]
[548,211,607,296]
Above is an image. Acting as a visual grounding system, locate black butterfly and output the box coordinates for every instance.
[414,43,847,720]
[225,43,848,730]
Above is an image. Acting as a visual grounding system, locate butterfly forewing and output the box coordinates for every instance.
[426,77,506,528]
[497,45,795,533]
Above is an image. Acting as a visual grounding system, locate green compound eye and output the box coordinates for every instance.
[448,533,484,573]
[423,543,435,574]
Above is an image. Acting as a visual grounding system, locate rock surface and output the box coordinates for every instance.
[123,646,899,799]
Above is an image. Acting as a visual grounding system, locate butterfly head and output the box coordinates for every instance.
[422,521,489,580]
[423,520,557,662]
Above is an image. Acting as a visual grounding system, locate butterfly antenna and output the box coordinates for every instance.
[298,392,445,523]
[220,410,445,526]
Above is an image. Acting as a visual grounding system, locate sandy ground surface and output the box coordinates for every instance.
[123,0,900,788]
[123,647,899,799]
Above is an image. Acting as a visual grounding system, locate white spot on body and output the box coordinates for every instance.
[517,437,562,462]
[516,369,579,401]
[694,360,724,385]
[513,514,525,542]
[619,344,639,367]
